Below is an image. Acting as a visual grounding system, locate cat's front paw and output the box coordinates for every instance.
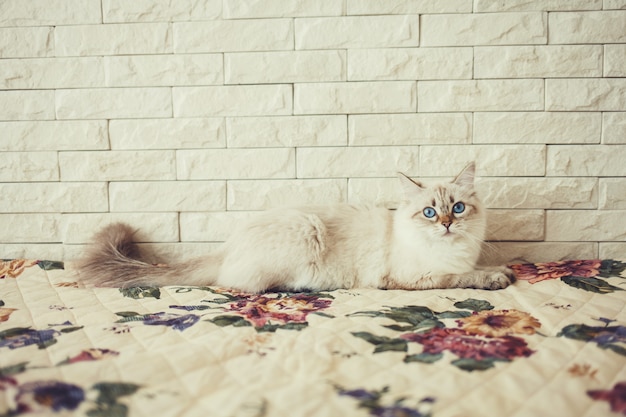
[482,266,516,290]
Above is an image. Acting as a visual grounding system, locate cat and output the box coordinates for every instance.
[78,162,515,293]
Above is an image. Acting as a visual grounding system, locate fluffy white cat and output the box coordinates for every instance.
[78,162,514,292]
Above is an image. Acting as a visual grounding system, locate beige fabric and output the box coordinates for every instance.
[1,259,625,417]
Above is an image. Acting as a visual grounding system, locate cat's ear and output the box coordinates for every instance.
[452,162,476,189]
[397,172,424,197]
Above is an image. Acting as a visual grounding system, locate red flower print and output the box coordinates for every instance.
[510,259,601,284]
[63,348,119,365]
[401,327,534,362]
[225,294,332,328]
[588,381,626,415]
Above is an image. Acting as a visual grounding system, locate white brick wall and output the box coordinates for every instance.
[2,1,625,264]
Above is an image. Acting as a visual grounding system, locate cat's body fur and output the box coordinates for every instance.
[78,163,515,292]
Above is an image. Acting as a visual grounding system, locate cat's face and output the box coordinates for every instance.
[397,163,486,243]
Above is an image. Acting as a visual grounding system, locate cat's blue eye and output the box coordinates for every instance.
[423,207,437,218]
[453,202,465,214]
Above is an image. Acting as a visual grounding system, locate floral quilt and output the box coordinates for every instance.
[1,258,625,417]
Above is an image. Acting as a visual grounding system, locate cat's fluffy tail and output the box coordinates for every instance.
[77,223,218,288]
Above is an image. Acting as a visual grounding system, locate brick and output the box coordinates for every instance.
[349,113,471,146]
[60,150,176,181]
[546,210,626,241]
[599,179,626,209]
[604,0,626,9]
[473,112,601,144]
[486,210,545,241]
[546,79,626,111]
[546,145,626,176]
[0,183,108,213]
[110,119,225,150]
[297,147,420,178]
[225,51,345,84]
[420,145,546,176]
[475,0,601,12]
[0,214,61,243]
[603,113,626,144]
[421,13,547,46]
[0,90,54,121]
[177,148,295,180]
[225,0,342,18]
[0,121,107,151]
[0,152,59,182]
[599,243,626,260]
[549,11,626,44]
[227,179,347,210]
[474,45,602,78]
[174,85,292,117]
[0,57,104,90]
[348,178,402,207]
[476,177,598,209]
[418,80,544,112]
[347,0,472,14]
[0,0,101,26]
[105,54,222,87]
[62,213,179,244]
[348,47,472,81]
[109,181,225,212]
[56,88,172,119]
[174,19,293,53]
[295,82,416,114]
[296,16,419,49]
[605,45,626,77]
[55,23,172,56]
[103,0,221,22]
[349,176,593,211]
[180,212,254,242]
[0,27,53,58]
[5,244,65,261]
[479,242,598,265]
[227,116,346,148]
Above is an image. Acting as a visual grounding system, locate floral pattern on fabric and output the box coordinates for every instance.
[98,288,335,334]
[588,381,626,415]
[0,354,137,417]
[402,327,534,370]
[351,300,539,371]
[0,260,38,279]
[0,323,82,350]
[1,258,625,416]
[558,318,626,356]
[511,259,603,283]
[510,259,626,293]
[202,289,334,332]
[0,260,64,280]
[2,380,140,417]
[456,309,541,337]
[0,308,16,323]
[13,380,85,413]
[57,349,120,366]
[114,311,201,332]
[337,385,435,417]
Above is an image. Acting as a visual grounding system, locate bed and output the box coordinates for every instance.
[1,258,625,417]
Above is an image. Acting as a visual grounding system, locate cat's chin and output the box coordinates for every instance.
[431,230,458,241]
[438,227,457,237]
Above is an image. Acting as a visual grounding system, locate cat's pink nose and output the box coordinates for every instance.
[442,221,452,229]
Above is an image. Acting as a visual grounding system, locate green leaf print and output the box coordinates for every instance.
[561,276,624,294]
